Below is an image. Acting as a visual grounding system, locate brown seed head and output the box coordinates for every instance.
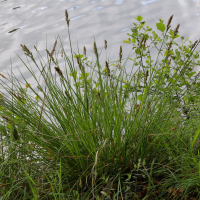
[83,46,86,56]
[190,40,198,50]
[46,49,55,64]
[97,92,101,100]
[167,41,172,51]
[166,15,173,32]
[105,61,110,77]
[119,46,122,62]
[34,45,38,52]
[65,10,70,27]
[174,24,180,37]
[55,67,63,78]
[93,42,98,56]
[21,44,35,61]
[65,10,68,20]
[0,73,7,79]
[104,40,107,50]
[51,40,57,58]
[76,57,84,71]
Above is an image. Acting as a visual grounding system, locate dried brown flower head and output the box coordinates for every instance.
[190,40,198,50]
[83,46,86,56]
[97,92,101,100]
[104,40,107,50]
[166,15,173,32]
[119,46,122,63]
[93,42,98,56]
[105,61,110,77]
[0,73,7,79]
[65,10,70,27]
[46,49,55,64]
[55,67,63,78]
[174,24,180,38]
[21,44,35,61]
[50,40,57,58]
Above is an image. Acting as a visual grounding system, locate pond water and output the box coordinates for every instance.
[1,0,200,88]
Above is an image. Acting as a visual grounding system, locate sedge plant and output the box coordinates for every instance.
[1,10,200,199]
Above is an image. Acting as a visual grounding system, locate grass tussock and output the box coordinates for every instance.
[1,11,200,200]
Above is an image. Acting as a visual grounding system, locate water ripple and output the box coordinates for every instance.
[138,0,159,5]
[71,15,85,21]
[93,6,103,11]
[70,6,80,10]
[114,0,124,5]
[33,6,48,12]
[121,28,129,32]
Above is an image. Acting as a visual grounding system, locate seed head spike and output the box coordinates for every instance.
[55,67,63,78]
[104,40,107,49]
[65,10,70,27]
[83,46,86,56]
[65,10,68,20]
[174,24,180,38]
[93,42,98,57]
[119,46,122,63]
[105,61,110,77]
[166,15,173,32]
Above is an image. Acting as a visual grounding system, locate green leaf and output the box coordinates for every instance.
[123,40,130,44]
[137,94,143,101]
[12,126,19,140]
[74,55,83,59]
[139,21,146,30]
[96,82,100,87]
[69,70,77,79]
[132,38,136,43]
[156,23,165,32]
[191,123,200,151]
[131,28,138,36]
[123,84,127,89]
[185,72,196,78]
[135,15,143,22]
[152,31,158,39]
[0,124,7,136]
[79,72,90,80]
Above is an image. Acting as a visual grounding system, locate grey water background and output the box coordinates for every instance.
[1,0,200,158]
[1,0,200,90]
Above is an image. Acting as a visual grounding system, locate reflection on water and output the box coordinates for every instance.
[138,0,159,5]
[70,6,80,10]
[71,15,85,20]
[33,6,48,12]
[114,0,124,5]
[93,6,103,11]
